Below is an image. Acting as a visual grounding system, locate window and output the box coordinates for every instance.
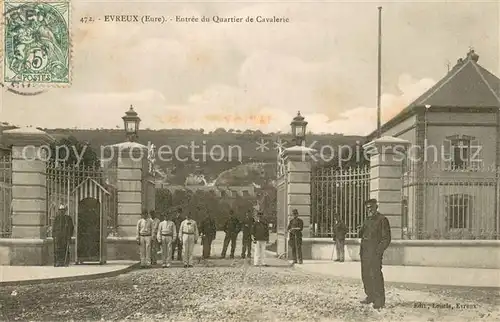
[445,194,472,229]
[443,135,481,170]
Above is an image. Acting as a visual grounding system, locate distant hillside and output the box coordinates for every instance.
[41,128,365,184]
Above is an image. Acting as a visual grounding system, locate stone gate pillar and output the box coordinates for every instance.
[282,145,317,239]
[113,142,148,238]
[362,136,410,239]
[3,128,54,239]
[2,127,54,265]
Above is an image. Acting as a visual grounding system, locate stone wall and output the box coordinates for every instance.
[301,238,500,269]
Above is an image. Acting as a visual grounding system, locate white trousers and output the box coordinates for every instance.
[182,234,195,265]
[139,236,152,266]
[254,241,266,266]
[160,236,173,265]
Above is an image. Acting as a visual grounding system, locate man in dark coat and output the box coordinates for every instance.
[199,213,217,259]
[359,198,391,310]
[251,212,269,266]
[171,207,184,261]
[287,209,304,264]
[240,210,254,259]
[333,217,347,262]
[52,204,74,267]
[150,210,160,265]
[221,209,241,259]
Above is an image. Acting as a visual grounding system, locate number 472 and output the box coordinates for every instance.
[80,17,95,23]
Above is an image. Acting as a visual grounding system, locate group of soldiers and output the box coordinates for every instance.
[134,205,354,269]
[53,197,391,310]
[136,208,188,268]
[136,207,271,268]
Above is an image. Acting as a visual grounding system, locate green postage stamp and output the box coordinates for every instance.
[3,0,70,86]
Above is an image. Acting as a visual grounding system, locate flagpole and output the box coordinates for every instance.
[377,6,382,138]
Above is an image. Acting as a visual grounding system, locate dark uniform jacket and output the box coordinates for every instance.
[359,212,391,256]
[333,221,347,241]
[241,217,254,238]
[252,220,269,242]
[200,217,217,240]
[53,214,74,240]
[173,216,183,238]
[223,217,241,235]
[287,217,303,240]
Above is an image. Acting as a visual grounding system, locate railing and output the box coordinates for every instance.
[311,166,370,238]
[403,162,499,240]
[0,154,12,238]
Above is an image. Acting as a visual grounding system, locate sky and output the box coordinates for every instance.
[0,0,498,135]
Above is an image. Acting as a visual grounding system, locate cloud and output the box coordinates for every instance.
[322,74,436,135]
[1,1,495,135]
[66,90,167,128]
[61,69,435,135]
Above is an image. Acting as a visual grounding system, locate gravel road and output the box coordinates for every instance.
[0,256,498,322]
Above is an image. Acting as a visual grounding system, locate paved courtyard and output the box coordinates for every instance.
[0,238,498,321]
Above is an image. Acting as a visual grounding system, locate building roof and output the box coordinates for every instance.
[367,49,500,139]
[408,50,500,108]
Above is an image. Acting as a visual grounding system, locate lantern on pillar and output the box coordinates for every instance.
[122,105,141,142]
[290,111,308,146]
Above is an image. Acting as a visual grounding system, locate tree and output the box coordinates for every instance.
[48,136,100,167]
[155,188,173,215]
[319,141,369,170]
[213,128,227,135]
[233,195,254,218]
[170,189,188,211]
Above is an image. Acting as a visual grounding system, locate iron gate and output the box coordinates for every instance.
[0,154,12,238]
[46,162,117,263]
[311,166,370,238]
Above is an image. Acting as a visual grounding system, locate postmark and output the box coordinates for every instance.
[2,0,71,89]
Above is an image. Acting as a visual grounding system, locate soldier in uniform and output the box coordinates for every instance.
[171,208,184,261]
[241,210,254,259]
[157,213,177,268]
[136,210,153,268]
[359,198,391,309]
[333,217,347,262]
[251,212,269,266]
[52,204,74,267]
[221,210,241,259]
[287,209,304,264]
[179,211,199,268]
[150,210,160,265]
[199,213,217,260]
